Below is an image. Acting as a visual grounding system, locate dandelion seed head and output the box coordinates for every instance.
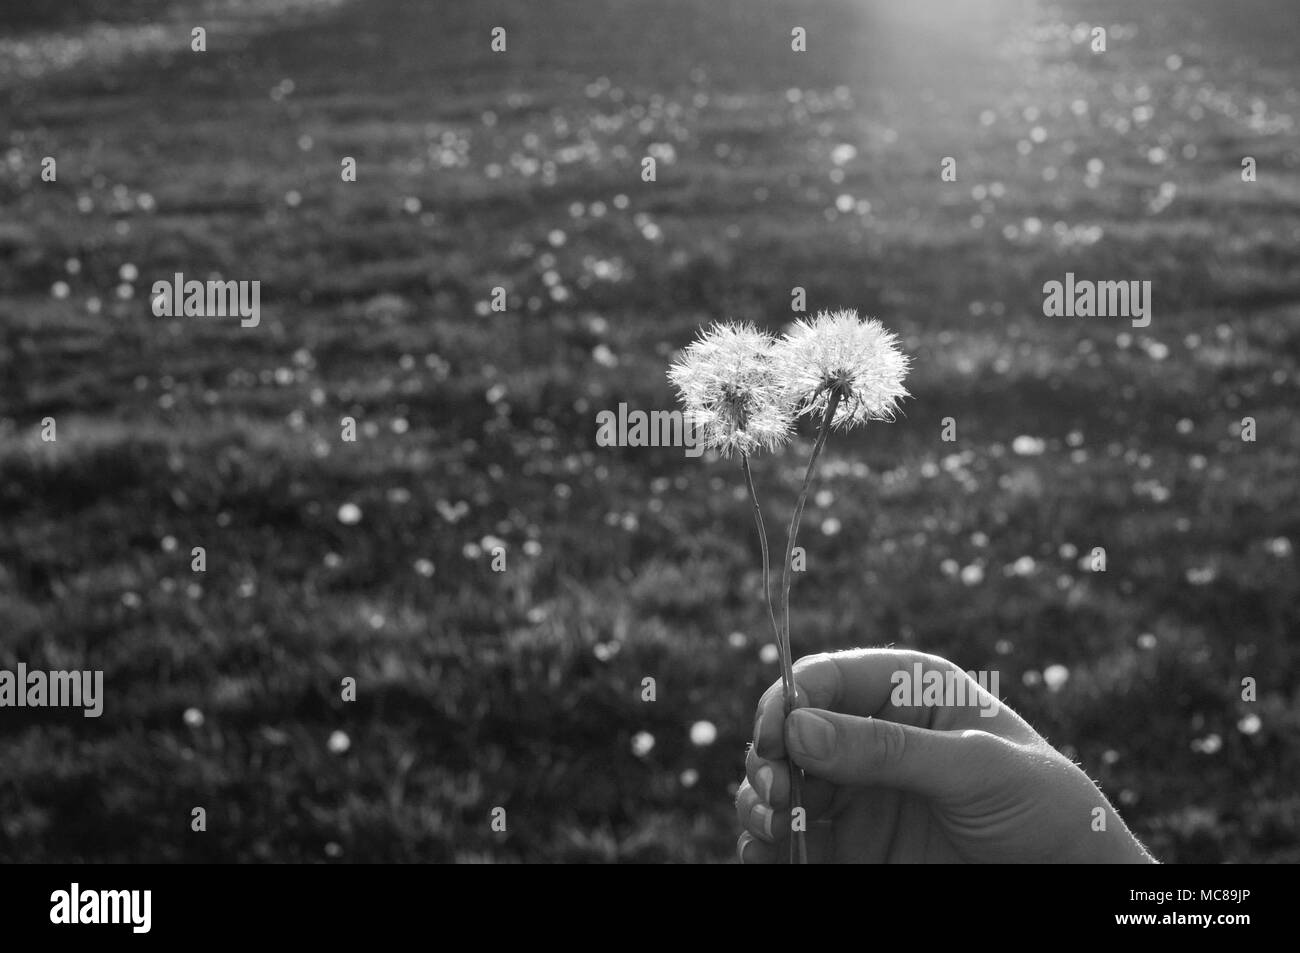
[772,309,910,430]
[667,322,794,457]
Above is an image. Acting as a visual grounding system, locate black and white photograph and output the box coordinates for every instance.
[0,0,1296,920]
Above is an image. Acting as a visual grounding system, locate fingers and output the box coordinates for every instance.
[745,744,784,805]
[752,653,840,759]
[736,766,838,844]
[744,744,837,814]
[754,649,1040,761]
[735,778,776,842]
[755,649,954,761]
[738,832,777,864]
[785,707,1009,802]
[738,822,834,864]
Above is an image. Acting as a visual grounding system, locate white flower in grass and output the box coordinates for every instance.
[773,309,910,430]
[667,322,794,457]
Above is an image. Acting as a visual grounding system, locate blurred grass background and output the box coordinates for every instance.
[1,0,1298,862]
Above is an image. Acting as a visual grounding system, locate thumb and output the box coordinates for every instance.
[785,707,975,801]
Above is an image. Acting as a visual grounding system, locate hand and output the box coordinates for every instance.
[735,648,1156,863]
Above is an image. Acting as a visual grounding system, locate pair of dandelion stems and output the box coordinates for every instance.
[741,388,842,865]
[740,451,804,864]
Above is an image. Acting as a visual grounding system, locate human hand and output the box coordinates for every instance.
[736,649,1156,863]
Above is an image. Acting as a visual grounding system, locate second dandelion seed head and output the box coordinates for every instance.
[773,309,911,430]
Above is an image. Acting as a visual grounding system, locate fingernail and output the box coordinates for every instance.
[750,802,774,841]
[754,764,774,804]
[737,833,753,863]
[789,709,835,760]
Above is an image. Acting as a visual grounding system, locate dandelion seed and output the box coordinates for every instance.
[770,310,910,430]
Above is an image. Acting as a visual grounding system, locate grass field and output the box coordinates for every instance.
[1,0,1298,862]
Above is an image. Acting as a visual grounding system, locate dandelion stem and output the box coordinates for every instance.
[779,388,843,865]
[742,450,802,864]
[740,453,785,692]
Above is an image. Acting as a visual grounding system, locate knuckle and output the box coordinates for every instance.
[956,727,1021,763]
[733,779,751,810]
[867,717,907,773]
